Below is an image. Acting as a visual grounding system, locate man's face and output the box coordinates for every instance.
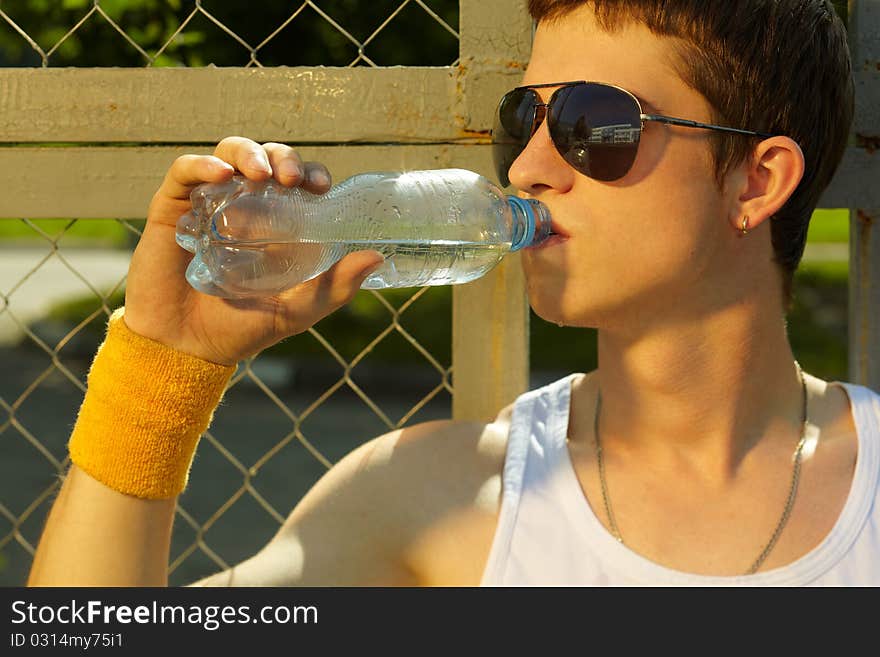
[513,8,740,330]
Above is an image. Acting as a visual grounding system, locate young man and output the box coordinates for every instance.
[28,0,878,585]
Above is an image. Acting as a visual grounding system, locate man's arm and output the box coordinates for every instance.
[29,419,487,587]
[27,138,385,587]
[28,465,177,586]
[189,428,427,587]
[187,417,503,587]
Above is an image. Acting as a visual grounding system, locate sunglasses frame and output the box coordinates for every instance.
[494,80,774,184]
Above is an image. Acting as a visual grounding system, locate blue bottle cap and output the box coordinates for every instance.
[507,196,552,252]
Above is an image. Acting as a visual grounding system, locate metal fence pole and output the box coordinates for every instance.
[452,0,533,421]
[848,0,880,389]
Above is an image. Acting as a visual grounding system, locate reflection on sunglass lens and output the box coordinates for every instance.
[549,84,642,182]
[499,88,537,140]
[492,89,537,187]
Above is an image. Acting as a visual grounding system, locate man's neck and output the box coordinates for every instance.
[589,301,804,481]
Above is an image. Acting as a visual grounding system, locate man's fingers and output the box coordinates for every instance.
[157,139,328,208]
[301,161,333,194]
[159,154,235,201]
[150,138,335,266]
[263,144,332,194]
[213,136,273,180]
[263,142,305,186]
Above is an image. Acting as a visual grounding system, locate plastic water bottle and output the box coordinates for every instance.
[175,168,551,298]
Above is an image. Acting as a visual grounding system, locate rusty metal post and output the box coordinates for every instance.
[452,0,534,421]
[848,0,880,389]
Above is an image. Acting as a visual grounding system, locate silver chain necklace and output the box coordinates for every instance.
[593,361,808,575]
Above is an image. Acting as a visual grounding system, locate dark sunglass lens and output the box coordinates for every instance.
[492,89,537,187]
[549,84,642,182]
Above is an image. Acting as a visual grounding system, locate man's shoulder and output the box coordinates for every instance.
[373,413,513,496]
[213,377,584,586]
[379,415,512,584]
[201,417,513,586]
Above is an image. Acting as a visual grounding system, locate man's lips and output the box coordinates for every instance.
[550,221,569,238]
[528,232,568,250]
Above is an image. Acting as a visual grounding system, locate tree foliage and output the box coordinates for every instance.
[0,0,459,67]
[0,1,852,68]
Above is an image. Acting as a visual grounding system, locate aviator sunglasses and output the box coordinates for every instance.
[492,81,773,185]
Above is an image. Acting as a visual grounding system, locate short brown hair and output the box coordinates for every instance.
[528,0,854,306]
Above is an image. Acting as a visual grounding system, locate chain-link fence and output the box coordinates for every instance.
[0,0,506,586]
[0,215,459,585]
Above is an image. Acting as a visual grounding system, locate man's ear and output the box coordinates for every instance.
[729,137,805,231]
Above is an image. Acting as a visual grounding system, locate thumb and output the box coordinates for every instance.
[274,249,386,326]
[336,249,386,286]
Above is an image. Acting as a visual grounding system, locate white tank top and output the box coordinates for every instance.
[480,374,880,586]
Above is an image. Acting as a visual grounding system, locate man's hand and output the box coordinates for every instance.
[122,136,385,365]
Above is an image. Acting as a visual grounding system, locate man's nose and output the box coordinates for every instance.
[507,118,575,195]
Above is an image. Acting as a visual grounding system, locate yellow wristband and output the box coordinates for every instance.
[68,307,236,499]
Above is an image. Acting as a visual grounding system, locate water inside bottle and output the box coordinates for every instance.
[199,237,510,294]
[352,239,510,288]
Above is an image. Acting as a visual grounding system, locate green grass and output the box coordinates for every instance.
[788,262,849,381]
[0,218,141,247]
[797,259,849,279]
[807,209,849,243]
[0,209,849,246]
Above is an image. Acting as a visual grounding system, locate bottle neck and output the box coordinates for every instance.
[507,196,552,251]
